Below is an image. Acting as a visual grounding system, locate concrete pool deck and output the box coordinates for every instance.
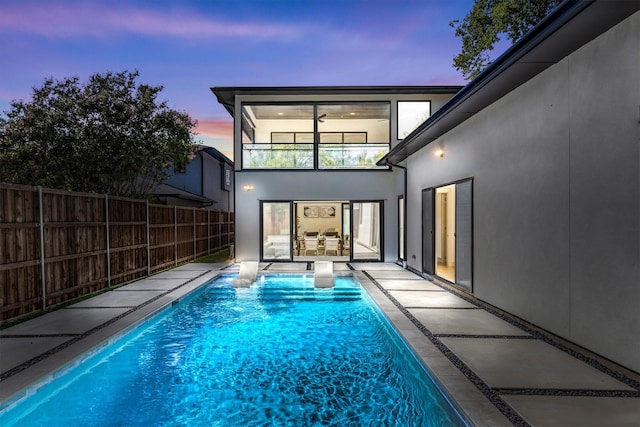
[1,262,639,426]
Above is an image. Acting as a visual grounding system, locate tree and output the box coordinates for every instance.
[450,0,561,79]
[0,70,196,197]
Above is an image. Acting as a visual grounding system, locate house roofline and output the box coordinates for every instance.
[196,144,233,166]
[211,85,464,118]
[378,0,640,166]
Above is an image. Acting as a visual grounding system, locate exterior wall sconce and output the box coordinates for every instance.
[243,185,254,191]
[435,148,445,158]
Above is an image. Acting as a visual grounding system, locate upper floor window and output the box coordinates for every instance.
[397,101,431,139]
[241,102,390,170]
[242,104,314,169]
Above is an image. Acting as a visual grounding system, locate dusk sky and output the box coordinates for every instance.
[0,0,491,159]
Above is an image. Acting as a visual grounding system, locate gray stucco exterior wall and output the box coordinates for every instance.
[404,11,639,371]
[230,90,459,264]
[202,153,234,212]
[234,170,396,262]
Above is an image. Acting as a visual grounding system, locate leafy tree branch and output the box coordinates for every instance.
[450,0,560,79]
[0,70,196,198]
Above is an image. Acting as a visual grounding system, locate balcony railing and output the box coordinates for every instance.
[319,143,389,169]
[242,144,313,169]
[242,143,389,170]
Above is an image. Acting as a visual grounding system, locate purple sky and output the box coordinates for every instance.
[0,0,482,159]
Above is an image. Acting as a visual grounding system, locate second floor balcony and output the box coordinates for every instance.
[242,142,389,169]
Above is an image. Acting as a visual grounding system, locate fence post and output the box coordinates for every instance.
[105,194,111,287]
[174,205,178,266]
[218,210,222,252]
[193,207,196,260]
[207,209,211,255]
[146,200,151,275]
[37,186,46,310]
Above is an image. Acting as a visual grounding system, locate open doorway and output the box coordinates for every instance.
[422,180,472,291]
[294,201,350,261]
[435,185,456,282]
[261,200,383,262]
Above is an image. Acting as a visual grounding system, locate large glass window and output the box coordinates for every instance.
[262,202,292,260]
[241,102,390,170]
[242,104,314,169]
[398,101,431,139]
[318,103,390,169]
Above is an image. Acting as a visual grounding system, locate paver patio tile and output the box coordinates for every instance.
[502,395,640,427]
[376,278,443,291]
[409,308,530,336]
[440,338,634,390]
[117,278,187,291]
[350,262,405,271]
[70,290,165,308]
[365,270,425,279]
[0,337,70,373]
[150,269,206,279]
[389,290,476,308]
[1,308,130,335]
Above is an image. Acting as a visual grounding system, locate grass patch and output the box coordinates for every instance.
[193,248,231,263]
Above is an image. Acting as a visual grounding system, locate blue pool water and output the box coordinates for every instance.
[1,274,469,426]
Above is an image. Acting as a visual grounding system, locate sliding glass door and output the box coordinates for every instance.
[261,200,384,262]
[455,180,472,291]
[261,202,292,261]
[422,189,434,275]
[351,201,383,261]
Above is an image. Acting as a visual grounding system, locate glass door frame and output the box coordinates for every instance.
[423,178,473,292]
[398,195,405,262]
[259,200,294,261]
[350,200,384,262]
[259,199,385,262]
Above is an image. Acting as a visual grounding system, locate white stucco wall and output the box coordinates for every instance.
[404,11,640,371]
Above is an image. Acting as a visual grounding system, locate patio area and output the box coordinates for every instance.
[1,262,639,426]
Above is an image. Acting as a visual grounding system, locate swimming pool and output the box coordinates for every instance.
[0,274,470,426]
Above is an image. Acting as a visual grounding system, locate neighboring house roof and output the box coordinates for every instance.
[152,145,233,208]
[197,144,233,166]
[378,0,640,166]
[211,86,464,117]
[151,183,217,208]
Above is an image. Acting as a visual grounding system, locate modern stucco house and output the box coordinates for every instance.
[213,0,639,374]
[211,85,462,262]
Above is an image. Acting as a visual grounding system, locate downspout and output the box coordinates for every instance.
[384,160,408,269]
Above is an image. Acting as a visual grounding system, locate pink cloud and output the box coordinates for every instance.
[193,118,234,159]
[196,117,232,139]
[0,2,303,40]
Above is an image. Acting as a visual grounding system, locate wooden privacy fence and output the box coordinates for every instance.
[0,183,234,322]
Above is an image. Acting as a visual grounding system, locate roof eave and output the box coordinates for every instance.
[378,0,640,166]
[210,85,464,119]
